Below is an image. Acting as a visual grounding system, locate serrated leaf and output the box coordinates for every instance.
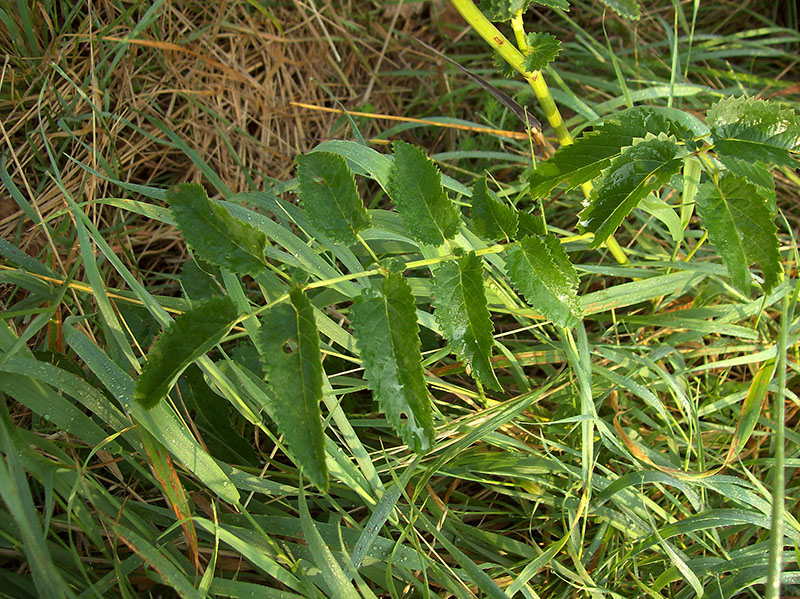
[432,252,501,391]
[695,174,782,295]
[479,0,532,21]
[296,152,370,246]
[351,273,434,453]
[596,0,640,19]
[709,96,800,167]
[529,107,692,199]
[522,32,561,72]
[581,136,684,248]
[135,296,239,409]
[516,210,546,238]
[506,234,581,328]
[388,141,460,246]
[256,286,327,490]
[167,183,268,277]
[533,0,570,9]
[470,177,518,241]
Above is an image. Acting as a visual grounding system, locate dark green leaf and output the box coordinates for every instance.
[388,140,460,246]
[432,252,501,391]
[479,0,532,21]
[135,296,239,410]
[470,177,518,241]
[167,183,268,277]
[709,96,800,168]
[296,152,370,246]
[695,174,782,295]
[596,0,640,19]
[516,210,546,238]
[351,273,434,453]
[522,32,561,72]
[529,107,692,199]
[180,258,221,301]
[581,136,684,248]
[717,154,776,214]
[257,287,328,490]
[506,234,581,328]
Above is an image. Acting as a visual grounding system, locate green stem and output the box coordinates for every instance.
[765,292,789,599]
[511,10,528,52]
[447,0,628,265]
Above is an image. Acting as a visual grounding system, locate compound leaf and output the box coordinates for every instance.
[470,176,518,241]
[388,140,460,246]
[523,32,561,72]
[432,252,501,391]
[256,286,328,490]
[135,296,239,410]
[296,152,370,246]
[709,96,800,169]
[529,107,692,199]
[695,174,782,295]
[506,234,582,328]
[351,273,434,453]
[167,183,267,277]
[581,136,684,248]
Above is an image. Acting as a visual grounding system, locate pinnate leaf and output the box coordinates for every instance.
[581,136,684,248]
[256,286,328,490]
[167,183,267,277]
[695,174,782,295]
[388,141,460,246]
[470,177,518,241]
[432,252,501,391]
[709,96,800,168]
[135,296,239,409]
[351,273,434,453]
[506,234,581,328]
[523,33,561,72]
[296,152,370,246]
[529,107,691,199]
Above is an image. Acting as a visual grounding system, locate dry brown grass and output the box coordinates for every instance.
[0,0,465,273]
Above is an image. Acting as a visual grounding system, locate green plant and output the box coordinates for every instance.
[2,1,800,598]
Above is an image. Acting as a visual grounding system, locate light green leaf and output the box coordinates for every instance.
[522,32,561,71]
[709,96,800,167]
[432,252,501,391]
[296,151,370,246]
[597,0,640,20]
[533,0,570,9]
[505,234,582,328]
[388,140,460,246]
[256,286,327,491]
[298,486,361,599]
[351,273,434,453]
[695,174,782,295]
[167,183,268,277]
[529,107,691,199]
[681,155,701,228]
[135,296,239,410]
[640,193,683,243]
[470,176,518,241]
[581,136,684,248]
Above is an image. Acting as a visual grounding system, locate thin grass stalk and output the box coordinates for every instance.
[765,291,790,598]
